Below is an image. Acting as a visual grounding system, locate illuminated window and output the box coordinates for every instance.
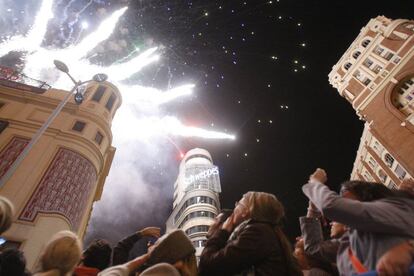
[92,85,106,102]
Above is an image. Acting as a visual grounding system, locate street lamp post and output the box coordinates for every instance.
[0,60,108,188]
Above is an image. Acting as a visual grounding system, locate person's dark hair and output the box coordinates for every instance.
[340,181,394,201]
[218,209,233,223]
[83,239,112,271]
[0,248,27,276]
[294,239,338,276]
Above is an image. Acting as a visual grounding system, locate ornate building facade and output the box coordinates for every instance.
[0,68,121,268]
[328,16,414,187]
[166,148,221,259]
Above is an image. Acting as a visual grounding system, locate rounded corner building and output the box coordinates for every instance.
[166,148,221,258]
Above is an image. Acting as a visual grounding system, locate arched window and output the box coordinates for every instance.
[344,62,352,70]
[361,39,371,48]
[391,76,414,116]
[352,51,361,59]
[384,153,394,168]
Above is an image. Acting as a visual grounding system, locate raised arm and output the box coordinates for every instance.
[302,180,414,236]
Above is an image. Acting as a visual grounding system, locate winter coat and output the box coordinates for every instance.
[199,219,299,276]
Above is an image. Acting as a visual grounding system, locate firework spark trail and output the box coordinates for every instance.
[113,47,141,64]
[0,0,54,57]
[62,0,78,23]
[65,0,95,43]
[62,7,128,60]
[0,0,236,141]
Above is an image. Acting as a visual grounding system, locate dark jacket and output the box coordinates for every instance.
[199,220,297,276]
[299,216,339,264]
[112,232,142,266]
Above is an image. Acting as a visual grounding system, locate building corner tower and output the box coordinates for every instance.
[166,148,221,259]
[328,16,414,187]
[0,70,121,268]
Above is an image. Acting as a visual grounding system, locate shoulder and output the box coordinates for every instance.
[98,264,129,276]
[242,221,276,237]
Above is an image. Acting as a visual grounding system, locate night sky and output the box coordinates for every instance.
[1,0,414,255]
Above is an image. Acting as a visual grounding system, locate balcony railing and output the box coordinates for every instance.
[0,65,51,93]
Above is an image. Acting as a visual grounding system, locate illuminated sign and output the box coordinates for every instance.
[184,166,219,186]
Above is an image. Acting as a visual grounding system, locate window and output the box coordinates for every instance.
[92,85,106,102]
[394,164,407,180]
[388,180,397,190]
[368,156,377,169]
[72,121,86,132]
[178,211,217,228]
[384,153,394,167]
[344,62,352,70]
[393,57,401,64]
[95,131,104,145]
[374,46,384,55]
[378,169,387,183]
[352,51,361,59]
[373,65,382,73]
[363,78,371,86]
[0,120,9,134]
[174,196,218,223]
[185,225,209,235]
[105,94,116,111]
[391,76,414,116]
[354,70,371,86]
[384,52,394,61]
[192,240,206,248]
[361,39,371,48]
[363,58,374,68]
[403,23,414,30]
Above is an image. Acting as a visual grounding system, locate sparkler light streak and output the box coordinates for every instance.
[0,0,236,141]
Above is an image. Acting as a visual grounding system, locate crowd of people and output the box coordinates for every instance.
[0,168,414,276]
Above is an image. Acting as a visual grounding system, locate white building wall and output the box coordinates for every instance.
[166,148,221,258]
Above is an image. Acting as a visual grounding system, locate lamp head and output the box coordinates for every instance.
[92,73,108,82]
[53,60,69,73]
[74,90,84,104]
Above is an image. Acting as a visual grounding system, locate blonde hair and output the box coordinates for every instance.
[37,230,82,276]
[243,191,284,224]
[0,196,14,234]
